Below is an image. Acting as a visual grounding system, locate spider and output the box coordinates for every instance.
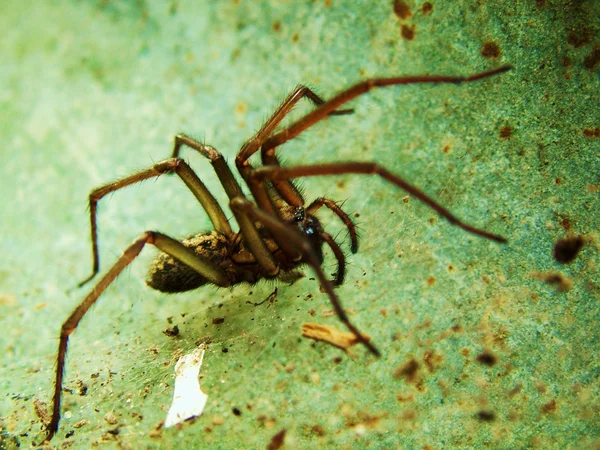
[43,64,511,442]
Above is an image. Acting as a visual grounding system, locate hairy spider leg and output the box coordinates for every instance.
[230,197,380,356]
[234,85,353,220]
[43,230,230,443]
[247,66,512,209]
[252,162,508,243]
[320,231,347,285]
[307,197,359,253]
[171,135,279,276]
[79,158,231,286]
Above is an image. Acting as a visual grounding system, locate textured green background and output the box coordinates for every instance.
[1,1,598,449]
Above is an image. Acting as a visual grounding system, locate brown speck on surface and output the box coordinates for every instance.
[393,0,412,19]
[426,276,436,286]
[34,398,50,426]
[583,127,600,138]
[73,419,88,429]
[267,429,286,450]
[423,350,443,372]
[541,399,557,414]
[232,407,242,416]
[499,125,513,139]
[481,41,501,59]
[401,24,416,40]
[584,47,600,70]
[530,271,574,292]
[566,29,592,48]
[421,2,433,15]
[272,21,281,32]
[235,102,247,115]
[301,322,370,352]
[163,325,180,337]
[442,144,451,153]
[476,410,496,422]
[104,412,118,425]
[476,350,498,366]
[447,264,455,272]
[291,32,299,43]
[553,235,586,263]
[393,358,420,383]
[212,317,225,325]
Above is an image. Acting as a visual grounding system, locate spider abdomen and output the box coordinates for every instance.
[146,230,294,293]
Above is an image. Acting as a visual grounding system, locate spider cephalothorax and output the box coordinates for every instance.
[43,64,511,442]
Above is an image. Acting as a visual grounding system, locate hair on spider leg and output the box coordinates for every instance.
[41,64,511,443]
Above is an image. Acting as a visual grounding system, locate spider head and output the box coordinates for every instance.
[292,206,324,264]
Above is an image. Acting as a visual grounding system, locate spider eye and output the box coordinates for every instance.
[293,207,305,222]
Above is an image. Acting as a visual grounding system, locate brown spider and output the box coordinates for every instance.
[43,64,511,442]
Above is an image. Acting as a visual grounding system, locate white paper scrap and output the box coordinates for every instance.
[164,347,208,428]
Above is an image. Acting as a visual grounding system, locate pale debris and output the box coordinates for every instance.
[301,322,370,352]
[164,347,208,428]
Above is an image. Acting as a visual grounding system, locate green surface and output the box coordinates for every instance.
[1,1,599,449]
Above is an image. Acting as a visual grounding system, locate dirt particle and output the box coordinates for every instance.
[163,325,179,337]
[267,429,286,450]
[393,0,412,19]
[481,41,501,59]
[421,2,433,15]
[499,125,513,139]
[272,21,281,32]
[541,399,557,414]
[442,144,451,153]
[476,410,496,422]
[232,407,242,416]
[583,127,600,138]
[553,235,585,264]
[566,29,592,48]
[530,271,574,292]
[584,47,600,71]
[393,358,420,383]
[212,317,225,325]
[476,350,497,367]
[400,24,416,41]
[426,276,436,286]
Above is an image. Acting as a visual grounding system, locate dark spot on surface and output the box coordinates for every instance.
[222,347,228,353]
[584,47,600,70]
[401,24,416,40]
[583,127,600,138]
[535,0,546,7]
[481,41,501,59]
[423,350,442,372]
[476,410,496,422]
[212,317,225,325]
[541,399,557,414]
[106,427,120,436]
[393,0,412,19]
[421,2,433,15]
[553,235,585,264]
[426,276,436,286]
[311,424,326,436]
[476,351,497,366]
[442,145,451,153]
[499,125,513,139]
[163,325,179,337]
[555,177,562,185]
[272,21,281,32]
[65,430,75,438]
[292,32,299,43]
[267,429,286,450]
[393,358,420,383]
[562,56,572,67]
[566,29,592,48]
[232,407,242,416]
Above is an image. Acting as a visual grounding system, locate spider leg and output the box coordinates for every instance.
[261,65,512,154]
[230,197,380,357]
[307,197,359,253]
[320,231,347,285]
[79,158,231,286]
[170,135,280,276]
[255,65,512,210]
[252,162,508,243]
[234,85,353,212]
[43,231,230,443]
